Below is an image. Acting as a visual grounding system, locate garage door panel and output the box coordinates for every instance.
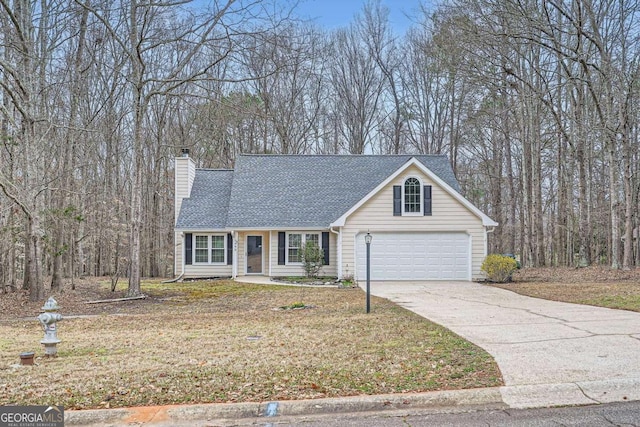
[356,232,470,281]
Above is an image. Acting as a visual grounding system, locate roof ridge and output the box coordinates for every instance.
[180,154,461,230]
[196,168,234,171]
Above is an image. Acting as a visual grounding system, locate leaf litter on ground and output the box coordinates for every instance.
[0,278,501,409]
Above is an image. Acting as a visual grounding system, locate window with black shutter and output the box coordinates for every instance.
[278,232,286,265]
[322,232,330,265]
[424,185,432,216]
[185,233,193,265]
[393,185,402,216]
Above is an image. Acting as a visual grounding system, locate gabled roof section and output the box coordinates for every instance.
[331,157,499,227]
[175,169,233,230]
[225,155,461,228]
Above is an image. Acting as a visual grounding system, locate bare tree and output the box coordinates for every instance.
[244,24,327,154]
[329,20,384,154]
[360,0,405,154]
[0,0,66,300]
[77,0,289,295]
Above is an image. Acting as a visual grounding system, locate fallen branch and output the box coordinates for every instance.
[85,296,146,304]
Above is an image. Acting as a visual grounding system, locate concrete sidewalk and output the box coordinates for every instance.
[368,281,640,408]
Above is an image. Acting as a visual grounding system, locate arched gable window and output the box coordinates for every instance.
[404,177,421,213]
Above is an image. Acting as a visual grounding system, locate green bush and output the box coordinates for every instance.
[481,254,518,283]
[300,242,324,278]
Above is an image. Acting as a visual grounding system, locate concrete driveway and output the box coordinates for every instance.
[368,281,640,408]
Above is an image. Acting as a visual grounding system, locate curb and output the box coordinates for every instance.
[65,387,506,426]
[500,378,640,409]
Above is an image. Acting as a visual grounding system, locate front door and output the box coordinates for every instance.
[246,235,263,274]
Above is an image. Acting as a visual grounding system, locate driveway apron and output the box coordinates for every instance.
[368,281,640,408]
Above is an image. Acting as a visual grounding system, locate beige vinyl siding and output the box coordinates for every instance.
[176,231,232,278]
[173,156,196,274]
[174,231,184,276]
[184,264,232,278]
[341,164,486,280]
[237,231,246,275]
[269,230,338,277]
[174,156,196,224]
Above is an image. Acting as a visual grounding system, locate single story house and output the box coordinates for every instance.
[174,151,497,282]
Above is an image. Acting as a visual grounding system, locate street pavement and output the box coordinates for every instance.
[247,400,640,427]
[64,280,640,425]
[64,392,640,426]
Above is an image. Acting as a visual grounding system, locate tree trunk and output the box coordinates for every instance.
[27,216,45,301]
[608,144,620,269]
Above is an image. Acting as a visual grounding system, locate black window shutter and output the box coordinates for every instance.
[227,233,233,265]
[278,232,286,265]
[393,185,401,216]
[185,233,193,265]
[424,185,432,216]
[322,232,330,265]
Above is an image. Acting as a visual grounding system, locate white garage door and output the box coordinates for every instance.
[355,232,470,281]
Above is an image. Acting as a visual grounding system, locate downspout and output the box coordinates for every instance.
[162,272,184,284]
[479,226,496,281]
[485,226,495,256]
[330,227,342,280]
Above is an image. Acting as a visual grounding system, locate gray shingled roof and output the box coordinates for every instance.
[215,155,459,229]
[175,169,233,229]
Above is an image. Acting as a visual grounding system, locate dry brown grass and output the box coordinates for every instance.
[0,279,501,409]
[490,267,640,312]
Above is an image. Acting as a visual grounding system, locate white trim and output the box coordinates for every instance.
[401,175,423,216]
[469,233,473,281]
[232,231,238,278]
[175,228,227,233]
[268,230,273,277]
[330,227,342,279]
[192,233,227,265]
[286,232,303,265]
[330,157,498,227]
[178,232,184,277]
[352,232,361,282]
[285,231,321,265]
[484,229,488,258]
[174,162,179,226]
[224,226,324,231]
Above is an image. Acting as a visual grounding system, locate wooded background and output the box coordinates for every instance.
[1,0,639,300]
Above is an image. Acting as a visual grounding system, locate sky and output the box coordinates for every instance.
[289,0,429,35]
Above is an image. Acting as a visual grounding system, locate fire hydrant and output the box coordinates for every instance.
[37,297,63,357]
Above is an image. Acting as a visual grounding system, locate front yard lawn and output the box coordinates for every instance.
[489,267,640,312]
[0,279,502,410]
